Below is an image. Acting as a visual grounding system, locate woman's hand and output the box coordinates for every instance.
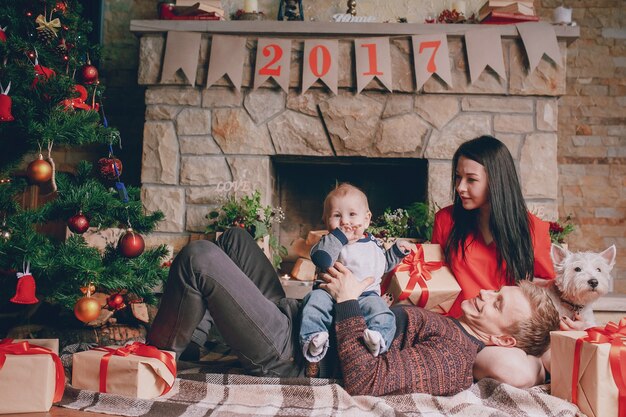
[319,262,374,303]
[559,314,588,331]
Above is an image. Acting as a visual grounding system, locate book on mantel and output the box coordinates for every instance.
[480,10,539,24]
[478,0,538,24]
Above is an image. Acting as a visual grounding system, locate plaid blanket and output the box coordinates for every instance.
[58,342,584,417]
[59,371,584,417]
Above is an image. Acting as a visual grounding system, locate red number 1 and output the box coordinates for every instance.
[361,43,383,76]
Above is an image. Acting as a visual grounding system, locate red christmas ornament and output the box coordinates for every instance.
[98,157,123,180]
[118,228,145,258]
[55,1,68,14]
[107,293,125,309]
[80,63,99,84]
[68,211,90,234]
[0,26,7,42]
[0,82,14,122]
[32,64,56,89]
[26,154,53,184]
[10,268,39,305]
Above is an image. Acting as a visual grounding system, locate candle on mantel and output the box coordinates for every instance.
[243,0,257,13]
[452,0,466,15]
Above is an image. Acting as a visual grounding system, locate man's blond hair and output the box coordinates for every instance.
[322,183,369,221]
[508,280,560,357]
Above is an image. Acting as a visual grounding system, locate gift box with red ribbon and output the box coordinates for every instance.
[72,342,177,399]
[0,339,65,414]
[551,319,626,417]
[380,244,460,314]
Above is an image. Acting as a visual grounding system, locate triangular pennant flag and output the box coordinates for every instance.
[254,38,292,92]
[302,39,339,95]
[161,31,202,85]
[354,37,393,94]
[516,22,562,73]
[465,28,506,84]
[206,35,246,91]
[411,33,452,90]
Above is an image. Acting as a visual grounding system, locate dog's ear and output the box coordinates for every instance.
[599,245,617,268]
[551,243,569,264]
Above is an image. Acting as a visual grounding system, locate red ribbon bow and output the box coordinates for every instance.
[0,338,65,403]
[572,318,626,417]
[381,245,444,307]
[94,342,177,395]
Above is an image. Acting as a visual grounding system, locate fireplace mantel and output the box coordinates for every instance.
[130,20,579,42]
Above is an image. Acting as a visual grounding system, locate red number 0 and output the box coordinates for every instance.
[309,45,331,78]
[361,43,383,76]
[419,40,441,74]
[259,44,283,76]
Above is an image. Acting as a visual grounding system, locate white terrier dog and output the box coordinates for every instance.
[543,244,616,328]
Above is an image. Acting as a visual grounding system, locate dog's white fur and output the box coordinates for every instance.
[541,244,616,327]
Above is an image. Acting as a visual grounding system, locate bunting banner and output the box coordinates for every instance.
[161,31,202,85]
[254,38,292,92]
[206,35,247,91]
[157,23,561,94]
[516,22,562,73]
[411,33,453,90]
[302,39,339,95]
[465,28,507,83]
[354,37,392,93]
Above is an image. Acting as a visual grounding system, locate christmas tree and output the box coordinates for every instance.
[0,0,168,326]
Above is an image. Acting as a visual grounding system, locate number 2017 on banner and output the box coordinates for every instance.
[258,40,443,78]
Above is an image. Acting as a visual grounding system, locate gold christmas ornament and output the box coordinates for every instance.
[26,154,53,184]
[347,0,357,15]
[74,292,101,323]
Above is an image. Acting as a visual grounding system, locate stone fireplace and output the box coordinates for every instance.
[131,21,579,263]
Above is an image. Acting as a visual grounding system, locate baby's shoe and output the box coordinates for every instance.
[307,331,329,358]
[363,329,386,357]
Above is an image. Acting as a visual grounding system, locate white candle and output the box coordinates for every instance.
[243,0,257,13]
[452,0,466,15]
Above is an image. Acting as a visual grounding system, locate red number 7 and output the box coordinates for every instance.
[419,40,441,74]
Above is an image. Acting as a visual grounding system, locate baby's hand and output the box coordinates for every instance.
[396,240,416,254]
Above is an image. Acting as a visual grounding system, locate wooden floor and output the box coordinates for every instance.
[11,406,122,417]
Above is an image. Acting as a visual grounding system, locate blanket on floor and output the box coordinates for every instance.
[58,342,584,417]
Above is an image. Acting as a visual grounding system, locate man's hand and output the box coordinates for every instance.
[559,314,587,331]
[319,261,374,303]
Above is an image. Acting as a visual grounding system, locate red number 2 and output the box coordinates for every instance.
[419,40,441,73]
[259,44,283,76]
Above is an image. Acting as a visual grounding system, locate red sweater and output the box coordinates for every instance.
[335,300,483,396]
[431,205,555,318]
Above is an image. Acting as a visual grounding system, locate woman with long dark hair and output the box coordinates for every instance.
[431,135,556,386]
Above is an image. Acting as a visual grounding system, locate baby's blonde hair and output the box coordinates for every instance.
[322,183,369,222]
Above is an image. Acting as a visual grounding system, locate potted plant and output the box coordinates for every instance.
[368,202,435,247]
[206,190,287,269]
[549,215,575,246]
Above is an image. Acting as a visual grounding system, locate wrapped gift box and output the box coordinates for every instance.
[381,244,460,314]
[305,230,328,246]
[72,343,176,399]
[0,339,64,414]
[551,324,626,417]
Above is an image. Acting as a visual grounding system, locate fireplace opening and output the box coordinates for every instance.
[272,156,428,264]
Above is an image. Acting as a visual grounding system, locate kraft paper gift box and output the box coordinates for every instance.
[381,244,460,314]
[551,323,626,417]
[72,342,177,399]
[0,339,65,414]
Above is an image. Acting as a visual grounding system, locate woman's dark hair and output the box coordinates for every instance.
[444,135,534,285]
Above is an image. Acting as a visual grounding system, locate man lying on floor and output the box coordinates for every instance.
[147,228,560,397]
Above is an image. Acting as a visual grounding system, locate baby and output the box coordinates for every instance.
[299,183,411,375]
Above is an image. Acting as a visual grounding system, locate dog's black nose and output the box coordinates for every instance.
[588,279,599,289]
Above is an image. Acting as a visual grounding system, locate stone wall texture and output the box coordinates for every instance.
[97,0,625,292]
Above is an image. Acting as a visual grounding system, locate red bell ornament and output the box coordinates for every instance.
[10,267,39,305]
[80,62,99,84]
[118,228,145,258]
[27,154,53,184]
[68,211,89,234]
[0,81,14,122]
[0,26,7,42]
[32,64,56,89]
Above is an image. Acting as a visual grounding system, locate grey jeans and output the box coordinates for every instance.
[147,228,304,377]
